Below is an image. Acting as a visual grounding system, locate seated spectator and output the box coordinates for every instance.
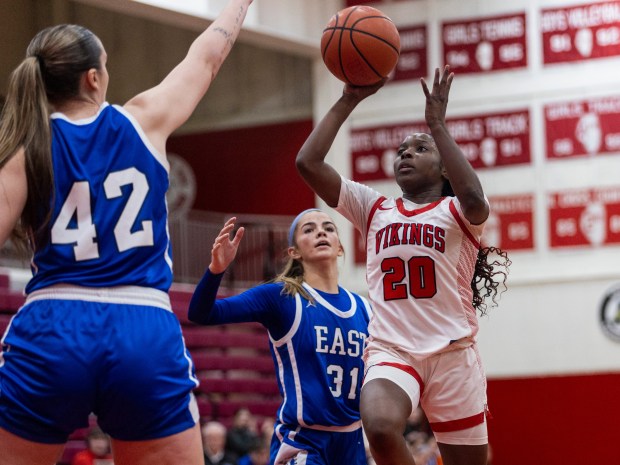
[225,407,258,460]
[236,438,269,465]
[258,417,274,444]
[71,426,113,465]
[201,421,236,465]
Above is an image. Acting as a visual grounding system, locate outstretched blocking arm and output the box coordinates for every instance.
[124,0,253,150]
[422,66,489,225]
[296,82,384,207]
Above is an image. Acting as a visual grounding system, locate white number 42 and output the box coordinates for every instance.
[50,168,154,261]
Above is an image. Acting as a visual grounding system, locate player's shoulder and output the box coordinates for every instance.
[250,281,289,300]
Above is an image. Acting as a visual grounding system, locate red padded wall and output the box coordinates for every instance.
[487,372,619,464]
[167,120,315,215]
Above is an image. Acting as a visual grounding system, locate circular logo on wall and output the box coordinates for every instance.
[600,285,620,342]
[166,153,196,220]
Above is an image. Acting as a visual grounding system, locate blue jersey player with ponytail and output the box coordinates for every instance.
[0,2,253,464]
[188,211,371,465]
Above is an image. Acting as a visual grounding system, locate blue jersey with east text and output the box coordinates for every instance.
[271,283,371,428]
[192,280,372,429]
[25,103,172,294]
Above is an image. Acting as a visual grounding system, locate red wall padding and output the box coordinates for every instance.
[167,120,316,215]
[487,372,620,464]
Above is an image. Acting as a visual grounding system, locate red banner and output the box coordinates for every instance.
[485,195,535,250]
[548,187,620,247]
[389,25,427,82]
[350,109,530,181]
[442,13,527,73]
[541,1,620,64]
[545,95,620,159]
[350,122,428,182]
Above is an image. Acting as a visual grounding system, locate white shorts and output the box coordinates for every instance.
[363,340,488,445]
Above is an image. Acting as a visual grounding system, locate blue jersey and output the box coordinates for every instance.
[188,275,372,429]
[26,103,172,293]
[271,283,371,429]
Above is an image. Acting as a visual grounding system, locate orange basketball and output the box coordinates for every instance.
[321,6,401,86]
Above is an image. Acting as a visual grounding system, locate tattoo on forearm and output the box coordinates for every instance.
[213,27,232,40]
[235,6,244,24]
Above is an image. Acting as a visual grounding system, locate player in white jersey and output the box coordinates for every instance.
[295,66,510,465]
[0,2,253,464]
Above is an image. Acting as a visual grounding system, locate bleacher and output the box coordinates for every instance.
[0,275,279,464]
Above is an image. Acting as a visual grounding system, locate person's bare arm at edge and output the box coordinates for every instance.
[296,80,385,208]
[0,149,27,247]
[124,0,253,153]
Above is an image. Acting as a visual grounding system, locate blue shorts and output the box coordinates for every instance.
[270,421,366,465]
[0,286,200,444]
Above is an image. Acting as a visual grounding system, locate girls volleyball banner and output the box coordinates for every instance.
[485,195,535,250]
[349,109,531,181]
[541,1,620,64]
[548,187,620,247]
[545,95,620,159]
[441,12,527,73]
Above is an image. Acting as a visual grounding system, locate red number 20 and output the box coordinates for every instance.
[381,256,437,301]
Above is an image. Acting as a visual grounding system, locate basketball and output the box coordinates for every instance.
[321,6,401,86]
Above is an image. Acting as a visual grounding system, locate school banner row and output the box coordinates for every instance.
[350,94,620,179]
[352,187,620,263]
[343,1,620,81]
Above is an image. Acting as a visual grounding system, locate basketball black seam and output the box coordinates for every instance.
[339,7,358,83]
[322,26,400,54]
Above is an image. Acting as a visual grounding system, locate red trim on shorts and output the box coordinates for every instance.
[449,200,480,248]
[430,411,485,433]
[375,362,425,396]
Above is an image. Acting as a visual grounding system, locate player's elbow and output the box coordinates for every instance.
[461,193,489,225]
[295,151,313,177]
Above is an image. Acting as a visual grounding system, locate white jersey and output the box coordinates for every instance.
[336,177,486,359]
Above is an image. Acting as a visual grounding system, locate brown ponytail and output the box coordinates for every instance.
[0,24,102,250]
[0,56,52,249]
[272,257,313,302]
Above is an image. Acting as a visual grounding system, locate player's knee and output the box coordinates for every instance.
[362,411,403,445]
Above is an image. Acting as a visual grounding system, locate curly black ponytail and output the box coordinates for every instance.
[472,245,511,316]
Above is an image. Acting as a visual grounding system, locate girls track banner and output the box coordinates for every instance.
[545,95,620,159]
[350,109,531,182]
[442,12,527,74]
[548,187,620,247]
[541,1,620,64]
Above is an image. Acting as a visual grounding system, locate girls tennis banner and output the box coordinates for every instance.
[441,13,527,73]
[390,25,427,82]
[541,1,620,64]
